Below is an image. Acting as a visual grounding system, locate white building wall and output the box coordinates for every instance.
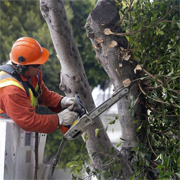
[92,84,122,147]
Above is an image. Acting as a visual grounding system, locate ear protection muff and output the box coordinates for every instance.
[16,56,28,75]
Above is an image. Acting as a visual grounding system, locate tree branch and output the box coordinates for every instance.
[104,5,180,37]
[117,0,135,25]
[142,69,163,84]
[156,5,180,24]
[138,82,169,105]
[147,134,158,158]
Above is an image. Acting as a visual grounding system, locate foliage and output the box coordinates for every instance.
[118,0,179,179]
[66,135,124,180]
[45,130,87,168]
[66,0,180,179]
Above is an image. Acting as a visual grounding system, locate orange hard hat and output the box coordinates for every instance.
[10,37,49,65]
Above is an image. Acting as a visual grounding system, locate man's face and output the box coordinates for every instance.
[24,64,43,77]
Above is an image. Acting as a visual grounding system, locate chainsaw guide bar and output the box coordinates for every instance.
[64,87,129,140]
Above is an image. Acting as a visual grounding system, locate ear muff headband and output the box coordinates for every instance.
[16,65,28,75]
[16,56,28,75]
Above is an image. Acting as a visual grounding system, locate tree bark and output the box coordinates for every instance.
[40,0,138,179]
[40,0,113,175]
[85,0,146,158]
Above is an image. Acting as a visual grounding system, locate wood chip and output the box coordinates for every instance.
[123,78,131,87]
[104,28,113,35]
[134,65,142,74]
[94,44,98,49]
[115,68,120,75]
[96,38,103,44]
[105,40,118,56]
[122,52,131,61]
[110,40,118,47]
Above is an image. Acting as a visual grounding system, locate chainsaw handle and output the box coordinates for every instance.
[59,125,70,134]
[60,94,86,134]
[74,94,86,117]
[72,105,85,117]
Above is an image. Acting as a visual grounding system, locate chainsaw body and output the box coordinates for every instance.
[64,87,129,140]
[51,87,129,177]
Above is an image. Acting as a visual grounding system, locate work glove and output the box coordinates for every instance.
[57,109,78,126]
[60,97,77,109]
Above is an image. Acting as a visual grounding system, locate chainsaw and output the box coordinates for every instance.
[50,87,129,177]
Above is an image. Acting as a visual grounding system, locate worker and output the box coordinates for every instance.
[0,37,78,133]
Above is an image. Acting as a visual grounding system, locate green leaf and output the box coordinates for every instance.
[158,31,164,35]
[130,108,135,117]
[170,98,174,103]
[84,133,88,141]
[155,82,158,88]
[165,156,170,168]
[175,104,180,109]
[126,36,130,41]
[133,119,139,124]
[140,77,146,80]
[66,161,78,168]
[177,157,180,166]
[86,167,91,174]
[145,160,150,166]
[109,120,116,124]
[116,142,121,148]
[162,87,167,93]
[95,128,99,137]
[129,174,135,180]
[97,174,101,180]
[115,115,119,120]
[137,123,142,133]
[131,146,139,152]
[176,22,180,29]
[156,165,164,170]
[130,95,134,107]
[176,173,180,178]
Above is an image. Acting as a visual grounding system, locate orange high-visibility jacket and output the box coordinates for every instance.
[0,70,63,133]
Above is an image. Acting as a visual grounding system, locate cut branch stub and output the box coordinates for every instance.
[123,78,131,87]
[91,2,119,25]
[134,65,142,74]
[104,28,113,35]
[105,40,118,56]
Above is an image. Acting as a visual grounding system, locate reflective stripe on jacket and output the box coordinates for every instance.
[0,71,41,118]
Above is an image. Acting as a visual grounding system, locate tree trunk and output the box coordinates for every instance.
[85,0,146,160]
[40,0,138,179]
[40,0,113,174]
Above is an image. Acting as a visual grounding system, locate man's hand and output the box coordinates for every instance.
[57,109,78,126]
[60,97,77,109]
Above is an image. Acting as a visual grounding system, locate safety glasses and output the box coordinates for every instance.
[30,64,42,68]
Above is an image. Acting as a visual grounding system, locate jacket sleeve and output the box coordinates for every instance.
[0,86,59,133]
[39,72,63,113]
